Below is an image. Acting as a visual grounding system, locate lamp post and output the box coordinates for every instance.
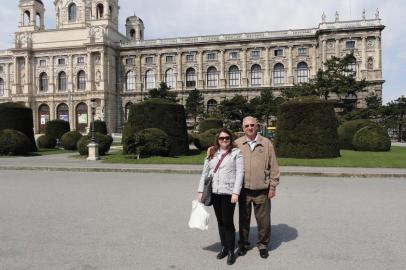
[87,99,99,161]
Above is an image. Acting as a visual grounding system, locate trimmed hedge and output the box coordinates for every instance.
[198,118,223,133]
[45,120,70,140]
[124,128,170,157]
[0,129,32,155]
[352,126,391,152]
[37,134,57,149]
[338,119,378,150]
[90,120,108,135]
[0,102,37,152]
[194,128,218,150]
[61,131,83,150]
[275,97,340,158]
[77,132,113,156]
[123,99,189,156]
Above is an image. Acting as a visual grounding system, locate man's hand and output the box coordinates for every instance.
[268,190,276,199]
[231,194,239,204]
[197,192,203,203]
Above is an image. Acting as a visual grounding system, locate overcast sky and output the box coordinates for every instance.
[1,0,405,103]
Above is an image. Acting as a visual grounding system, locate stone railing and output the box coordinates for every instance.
[319,19,382,30]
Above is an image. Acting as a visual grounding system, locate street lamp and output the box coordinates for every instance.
[87,99,99,161]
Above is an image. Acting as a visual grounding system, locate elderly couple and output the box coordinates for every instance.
[197,116,280,265]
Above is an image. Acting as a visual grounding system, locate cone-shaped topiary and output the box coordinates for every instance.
[352,126,391,152]
[61,131,83,150]
[0,129,32,155]
[0,102,37,152]
[275,97,340,158]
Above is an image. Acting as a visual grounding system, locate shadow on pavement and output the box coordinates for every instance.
[203,224,298,252]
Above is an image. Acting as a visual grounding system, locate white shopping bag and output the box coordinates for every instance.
[188,200,210,230]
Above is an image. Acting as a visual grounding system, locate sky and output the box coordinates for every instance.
[1,0,405,104]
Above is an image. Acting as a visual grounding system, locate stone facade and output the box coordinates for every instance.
[0,1,385,134]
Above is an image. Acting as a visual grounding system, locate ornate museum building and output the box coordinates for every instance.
[0,0,385,133]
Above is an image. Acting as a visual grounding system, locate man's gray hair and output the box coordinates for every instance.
[242,116,258,125]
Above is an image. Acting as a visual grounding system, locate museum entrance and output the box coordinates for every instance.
[38,104,50,134]
[76,102,88,133]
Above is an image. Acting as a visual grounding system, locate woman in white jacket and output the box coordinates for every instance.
[197,128,244,265]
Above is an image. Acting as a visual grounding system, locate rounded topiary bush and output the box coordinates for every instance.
[0,102,37,152]
[37,134,57,149]
[275,97,340,158]
[0,129,32,155]
[123,99,188,156]
[195,128,218,150]
[45,120,70,140]
[124,128,170,157]
[61,131,83,150]
[77,132,113,156]
[198,118,223,133]
[338,119,378,150]
[352,126,391,152]
[90,120,108,135]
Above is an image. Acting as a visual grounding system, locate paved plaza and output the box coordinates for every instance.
[0,170,405,270]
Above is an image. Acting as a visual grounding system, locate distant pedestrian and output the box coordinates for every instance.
[197,128,244,265]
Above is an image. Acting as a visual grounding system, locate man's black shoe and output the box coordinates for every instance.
[259,249,269,259]
[227,251,236,265]
[216,247,228,260]
[237,247,247,256]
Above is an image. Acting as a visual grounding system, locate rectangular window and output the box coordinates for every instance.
[58,58,66,65]
[186,54,195,62]
[298,47,307,55]
[274,49,284,57]
[346,41,356,49]
[77,57,85,64]
[229,52,239,60]
[39,60,46,66]
[165,55,174,63]
[0,65,3,73]
[126,58,134,65]
[207,53,216,60]
[251,50,260,59]
[145,56,154,64]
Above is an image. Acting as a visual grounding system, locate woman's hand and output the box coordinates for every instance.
[197,192,203,203]
[207,146,215,157]
[231,194,239,204]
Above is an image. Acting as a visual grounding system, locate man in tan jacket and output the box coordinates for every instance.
[235,116,280,259]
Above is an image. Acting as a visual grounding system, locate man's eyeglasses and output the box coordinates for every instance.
[244,124,256,128]
[218,136,230,141]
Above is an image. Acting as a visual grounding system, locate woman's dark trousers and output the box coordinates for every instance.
[212,194,236,251]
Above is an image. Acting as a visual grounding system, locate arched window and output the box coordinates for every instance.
[165,69,176,88]
[126,70,136,91]
[296,62,309,83]
[23,11,30,26]
[346,56,357,76]
[124,102,133,121]
[38,104,50,133]
[130,29,136,40]
[207,67,218,87]
[76,102,88,132]
[207,99,218,113]
[77,70,86,90]
[57,103,69,122]
[145,70,155,89]
[0,78,4,96]
[39,72,48,91]
[96,4,104,19]
[228,65,240,87]
[251,64,262,86]
[68,3,77,22]
[58,71,67,91]
[36,13,41,27]
[273,63,285,85]
[367,57,374,70]
[186,68,196,88]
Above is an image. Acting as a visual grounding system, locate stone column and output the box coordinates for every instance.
[100,51,105,90]
[197,50,204,88]
[136,54,143,92]
[23,55,30,94]
[311,44,317,77]
[176,51,183,90]
[12,57,18,94]
[156,53,161,86]
[86,52,92,91]
[322,39,327,68]
[264,47,270,86]
[375,36,381,70]
[241,48,248,87]
[68,54,73,92]
[335,39,340,57]
[6,63,10,97]
[49,56,55,93]
[219,50,226,88]
[287,46,293,84]
[50,101,55,120]
[361,37,367,71]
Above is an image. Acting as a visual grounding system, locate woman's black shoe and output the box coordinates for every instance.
[216,247,228,259]
[227,251,236,265]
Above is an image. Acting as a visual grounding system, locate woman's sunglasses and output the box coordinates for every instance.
[218,136,230,141]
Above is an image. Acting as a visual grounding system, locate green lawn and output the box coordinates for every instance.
[103,146,406,168]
